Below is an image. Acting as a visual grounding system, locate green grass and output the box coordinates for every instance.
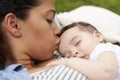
[55,0,120,15]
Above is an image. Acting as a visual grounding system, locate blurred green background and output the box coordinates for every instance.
[55,0,120,15]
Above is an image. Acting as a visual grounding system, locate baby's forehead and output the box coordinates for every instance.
[62,26,80,33]
[59,27,79,44]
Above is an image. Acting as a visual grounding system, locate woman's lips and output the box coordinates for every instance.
[55,39,60,49]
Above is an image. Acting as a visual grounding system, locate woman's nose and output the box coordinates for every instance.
[54,23,61,36]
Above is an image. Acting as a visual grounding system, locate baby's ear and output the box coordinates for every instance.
[94,30,104,42]
[3,13,21,37]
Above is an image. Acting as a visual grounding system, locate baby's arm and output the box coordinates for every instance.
[48,52,117,80]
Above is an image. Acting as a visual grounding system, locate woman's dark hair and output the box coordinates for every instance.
[0,0,41,70]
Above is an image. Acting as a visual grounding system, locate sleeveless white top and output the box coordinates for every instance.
[90,43,120,80]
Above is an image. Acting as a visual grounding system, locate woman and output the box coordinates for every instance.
[0,0,87,80]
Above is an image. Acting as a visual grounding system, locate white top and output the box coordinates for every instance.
[30,65,87,80]
[90,43,120,80]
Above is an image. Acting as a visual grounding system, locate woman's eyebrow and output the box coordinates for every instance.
[46,9,56,17]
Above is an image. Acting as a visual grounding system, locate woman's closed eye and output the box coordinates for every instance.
[46,11,55,24]
[47,19,54,24]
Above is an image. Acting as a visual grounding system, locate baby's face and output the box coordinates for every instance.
[59,26,102,59]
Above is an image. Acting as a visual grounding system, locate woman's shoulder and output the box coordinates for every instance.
[0,64,31,80]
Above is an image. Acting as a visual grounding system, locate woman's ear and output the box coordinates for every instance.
[3,13,21,37]
[94,30,104,42]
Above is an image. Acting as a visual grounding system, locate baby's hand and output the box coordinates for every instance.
[46,58,67,67]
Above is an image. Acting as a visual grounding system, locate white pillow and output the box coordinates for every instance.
[56,6,120,43]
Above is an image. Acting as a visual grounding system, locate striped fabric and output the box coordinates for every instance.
[31,65,87,80]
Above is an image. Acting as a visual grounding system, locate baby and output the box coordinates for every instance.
[50,22,120,80]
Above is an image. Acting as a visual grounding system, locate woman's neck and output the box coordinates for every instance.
[15,56,34,69]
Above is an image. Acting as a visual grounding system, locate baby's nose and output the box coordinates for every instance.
[73,52,79,57]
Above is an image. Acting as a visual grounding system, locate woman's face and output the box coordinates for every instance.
[19,0,60,61]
